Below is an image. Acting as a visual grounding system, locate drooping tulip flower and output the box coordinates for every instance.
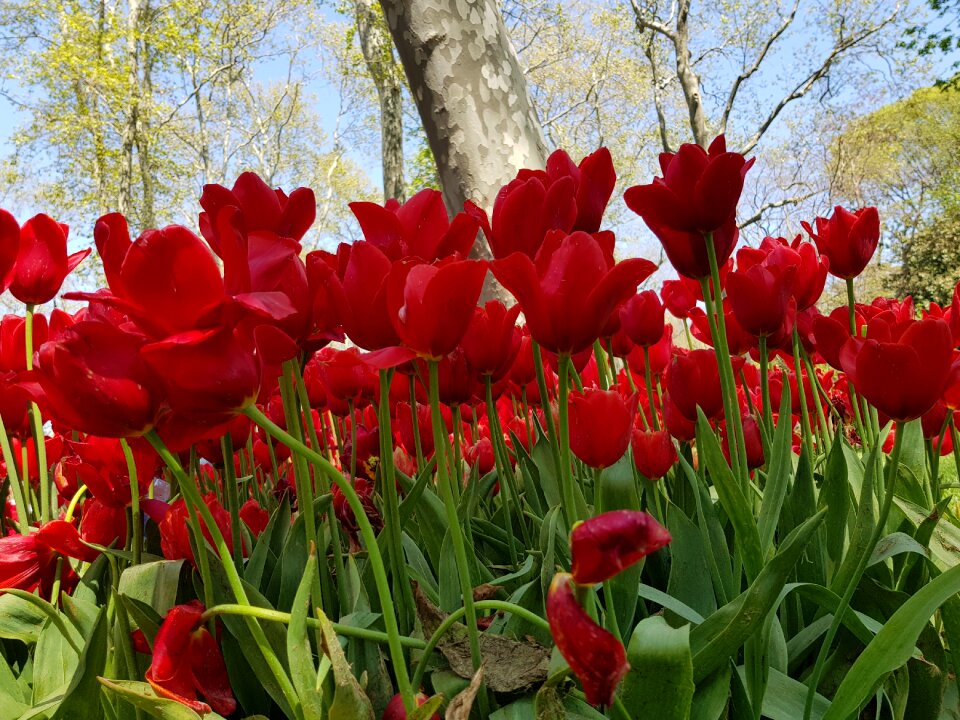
[570,510,671,584]
[619,290,665,347]
[350,188,478,262]
[146,600,237,716]
[0,520,95,595]
[840,316,954,422]
[547,573,629,707]
[332,477,383,551]
[624,135,753,279]
[150,494,236,566]
[801,206,879,280]
[199,171,316,251]
[567,387,637,468]
[387,257,488,359]
[26,321,162,438]
[4,212,90,305]
[466,147,616,259]
[492,230,656,354]
[631,428,678,479]
[460,301,522,381]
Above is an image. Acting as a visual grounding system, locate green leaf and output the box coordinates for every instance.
[0,592,49,643]
[32,616,81,705]
[52,610,108,720]
[690,664,731,720]
[408,695,443,720]
[118,560,184,617]
[244,497,291,589]
[619,616,694,718]
[96,679,214,720]
[316,607,374,720]
[819,436,852,567]
[895,497,960,570]
[696,411,764,580]
[735,667,829,720]
[637,583,705,625]
[690,509,826,682]
[757,382,793,553]
[824,563,960,719]
[666,503,717,619]
[598,454,643,631]
[288,550,324,720]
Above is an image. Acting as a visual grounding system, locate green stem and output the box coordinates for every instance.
[642,347,660,431]
[802,425,904,720]
[758,335,772,436]
[25,306,50,523]
[145,430,303,716]
[557,353,579,530]
[410,599,551,692]
[242,405,414,709]
[533,342,562,473]
[409,374,425,472]
[0,414,29,533]
[120,440,142,567]
[427,360,487,716]
[791,330,815,459]
[219,434,243,570]
[485,377,521,565]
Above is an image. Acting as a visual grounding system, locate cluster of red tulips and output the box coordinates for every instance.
[0,135,958,720]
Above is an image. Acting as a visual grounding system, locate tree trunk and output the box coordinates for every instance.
[674,2,708,148]
[117,0,142,219]
[378,0,548,246]
[355,0,406,203]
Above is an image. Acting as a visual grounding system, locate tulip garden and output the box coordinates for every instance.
[0,136,959,720]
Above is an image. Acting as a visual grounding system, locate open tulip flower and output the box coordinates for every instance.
[570,510,671,584]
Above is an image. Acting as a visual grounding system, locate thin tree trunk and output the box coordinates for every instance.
[118,0,143,219]
[355,0,405,202]
[674,1,708,148]
[378,0,548,246]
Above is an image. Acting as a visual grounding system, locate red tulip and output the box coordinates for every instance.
[239,499,269,538]
[460,301,522,381]
[146,600,237,716]
[757,235,828,310]
[466,147,615,259]
[666,349,726,421]
[26,321,162,438]
[547,573,629,706]
[492,230,656,354]
[332,477,383,551]
[619,290,665,347]
[631,429,678,479]
[153,494,236,566]
[0,520,97,595]
[199,171,316,251]
[801,206,879,280]
[726,248,797,337]
[570,510,671,584]
[567,387,636,468]
[624,135,753,279]
[660,279,698,319]
[387,257,488,359]
[383,692,440,720]
[351,188,478,261]
[310,347,378,407]
[5,213,90,305]
[723,415,765,469]
[840,317,955,422]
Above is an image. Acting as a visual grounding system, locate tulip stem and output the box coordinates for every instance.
[145,429,304,717]
[642,347,660,431]
[241,405,415,711]
[410,598,551,692]
[24,305,51,524]
[0,414,29,533]
[557,353,579,531]
[428,360,488,717]
[533,342,563,474]
[408,374,425,472]
[219,434,243,571]
[802,424,904,720]
[120,439,142,567]
[486,376,531,557]
[758,336,772,436]
[379,369,415,638]
[791,331,815,459]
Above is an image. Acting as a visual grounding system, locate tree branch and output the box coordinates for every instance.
[629,0,676,42]
[738,190,818,229]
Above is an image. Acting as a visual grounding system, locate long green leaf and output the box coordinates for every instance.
[619,616,694,718]
[758,382,793,553]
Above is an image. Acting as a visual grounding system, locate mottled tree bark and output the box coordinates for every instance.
[378,0,548,255]
[355,0,406,203]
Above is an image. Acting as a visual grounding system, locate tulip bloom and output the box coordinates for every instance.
[3,212,90,305]
[492,230,656,354]
[619,290,665,347]
[547,573,629,706]
[666,349,727,421]
[350,188,478,261]
[624,136,753,279]
[570,510,671,584]
[146,600,237,716]
[152,494,236,566]
[631,429,678,479]
[466,147,616,259]
[0,520,95,596]
[567,387,636,468]
[801,206,879,280]
[726,250,797,338]
[840,317,955,422]
[383,693,440,720]
[387,258,488,359]
[460,301,522,381]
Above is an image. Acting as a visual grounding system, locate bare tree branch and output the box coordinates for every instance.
[738,190,818,229]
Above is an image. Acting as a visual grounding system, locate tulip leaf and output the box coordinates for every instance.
[819,436,852,568]
[894,497,960,570]
[690,509,826,682]
[244,496,291,589]
[598,454,644,631]
[96,679,213,720]
[0,591,49,643]
[316,607,375,720]
[52,609,108,720]
[118,595,163,647]
[32,615,82,705]
[757,382,793,554]
[695,410,764,581]
[408,695,443,719]
[829,442,882,594]
[690,664,731,720]
[117,560,185,618]
[824,563,960,720]
[733,666,829,720]
[618,616,694,719]
[288,550,324,720]
[666,502,718,619]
